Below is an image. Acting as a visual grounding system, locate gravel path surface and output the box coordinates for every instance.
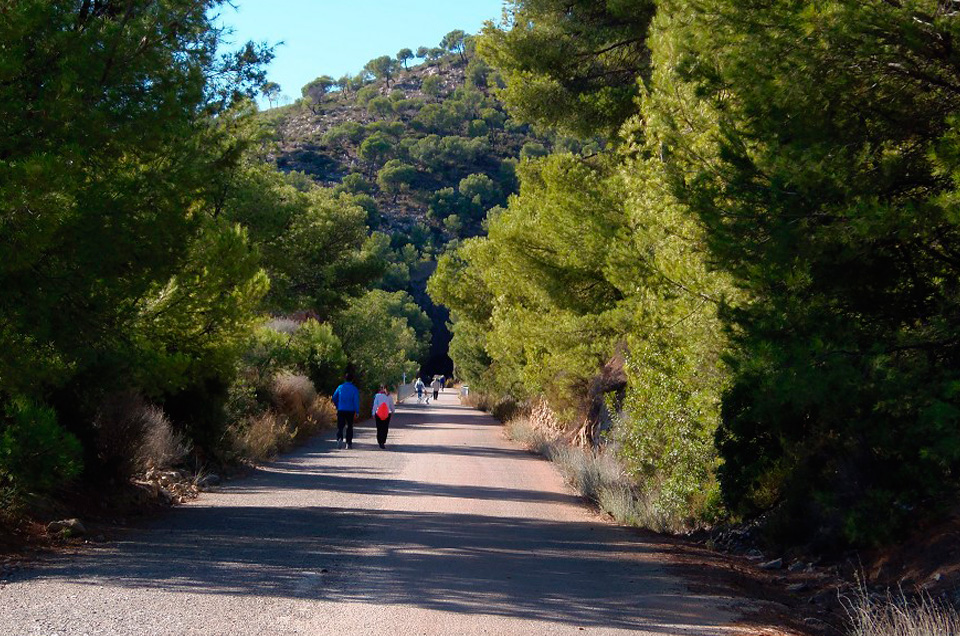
[0,392,756,635]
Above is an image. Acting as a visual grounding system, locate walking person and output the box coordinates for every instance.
[372,385,395,449]
[431,376,441,402]
[332,371,360,449]
[439,375,446,393]
[415,377,425,404]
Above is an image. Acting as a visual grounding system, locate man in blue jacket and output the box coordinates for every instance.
[332,372,360,449]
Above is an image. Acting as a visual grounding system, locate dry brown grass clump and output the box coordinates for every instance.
[461,391,493,411]
[228,374,336,463]
[845,586,960,636]
[504,399,561,456]
[271,372,317,429]
[94,393,189,479]
[233,411,296,463]
[299,396,336,439]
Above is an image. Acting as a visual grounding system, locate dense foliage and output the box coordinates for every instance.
[266,30,592,375]
[647,0,960,545]
[0,2,429,509]
[432,0,960,545]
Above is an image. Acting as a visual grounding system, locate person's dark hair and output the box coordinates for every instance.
[344,371,354,382]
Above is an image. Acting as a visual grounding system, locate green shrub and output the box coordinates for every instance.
[0,399,82,498]
[367,96,394,119]
[243,325,296,390]
[241,319,346,397]
[292,320,348,394]
[335,173,373,195]
[519,141,548,159]
[355,84,379,104]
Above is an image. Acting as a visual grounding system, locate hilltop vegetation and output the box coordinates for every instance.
[265,35,574,252]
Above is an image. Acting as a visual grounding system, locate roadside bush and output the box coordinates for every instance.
[844,587,960,636]
[94,393,188,480]
[490,396,519,423]
[298,396,337,439]
[504,416,555,457]
[232,411,295,463]
[225,379,335,464]
[461,391,522,423]
[503,399,560,455]
[243,326,295,390]
[292,320,348,394]
[615,342,725,529]
[242,319,346,396]
[271,373,317,430]
[137,407,190,472]
[502,404,696,533]
[0,399,82,498]
[461,391,494,411]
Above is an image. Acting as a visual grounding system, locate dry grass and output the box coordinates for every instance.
[461,391,495,411]
[265,317,301,334]
[94,393,189,479]
[233,411,296,463]
[504,399,560,455]
[271,373,317,429]
[504,404,684,533]
[845,586,960,636]
[460,392,521,422]
[139,411,190,471]
[299,395,336,439]
[228,374,336,464]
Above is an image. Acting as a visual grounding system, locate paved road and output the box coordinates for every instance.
[1,392,758,635]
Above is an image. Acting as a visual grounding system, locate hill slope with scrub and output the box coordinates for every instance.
[260,33,591,371]
[262,35,592,258]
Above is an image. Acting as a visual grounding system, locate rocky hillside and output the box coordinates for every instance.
[261,49,587,249]
[258,44,599,373]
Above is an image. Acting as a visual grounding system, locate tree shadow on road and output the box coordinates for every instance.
[13,505,735,633]
[8,397,747,634]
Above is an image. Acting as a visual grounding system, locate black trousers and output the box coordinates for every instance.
[433,389,439,400]
[337,410,355,443]
[375,414,391,446]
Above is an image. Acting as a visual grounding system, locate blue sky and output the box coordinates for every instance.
[214,0,506,104]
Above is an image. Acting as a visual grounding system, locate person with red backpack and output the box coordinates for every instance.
[372,385,396,449]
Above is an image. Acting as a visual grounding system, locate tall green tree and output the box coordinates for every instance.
[334,291,428,391]
[302,75,336,102]
[441,29,468,64]
[397,48,414,69]
[647,0,960,544]
[261,81,282,108]
[0,0,270,489]
[479,0,655,138]
[221,164,385,317]
[364,55,396,88]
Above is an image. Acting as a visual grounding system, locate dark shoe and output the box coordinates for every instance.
[347,443,353,449]
[379,443,385,449]
[337,439,344,449]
